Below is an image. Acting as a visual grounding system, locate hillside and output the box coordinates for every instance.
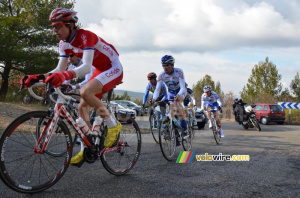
[114,89,148,99]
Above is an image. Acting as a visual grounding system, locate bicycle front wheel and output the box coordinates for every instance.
[101,118,141,175]
[212,118,221,144]
[149,114,160,144]
[0,111,72,193]
[182,127,192,151]
[159,123,176,161]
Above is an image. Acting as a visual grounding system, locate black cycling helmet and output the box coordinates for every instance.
[187,88,193,95]
[234,98,239,103]
[161,55,175,65]
[238,98,243,103]
[147,72,157,80]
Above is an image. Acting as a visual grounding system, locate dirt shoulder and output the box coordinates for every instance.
[0,102,48,133]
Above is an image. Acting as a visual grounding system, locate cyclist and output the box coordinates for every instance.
[152,55,188,132]
[143,72,168,117]
[183,88,197,126]
[200,85,225,138]
[20,8,123,166]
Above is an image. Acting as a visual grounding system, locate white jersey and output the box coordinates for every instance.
[153,68,186,100]
[201,91,222,109]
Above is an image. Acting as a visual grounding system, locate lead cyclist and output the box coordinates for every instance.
[201,85,225,138]
[152,55,188,132]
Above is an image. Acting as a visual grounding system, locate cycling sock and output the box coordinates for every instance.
[104,115,117,128]
[80,142,84,151]
[180,120,187,129]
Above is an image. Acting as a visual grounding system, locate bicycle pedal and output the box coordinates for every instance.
[71,159,86,168]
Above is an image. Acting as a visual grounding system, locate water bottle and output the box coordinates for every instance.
[76,117,91,135]
[92,116,102,136]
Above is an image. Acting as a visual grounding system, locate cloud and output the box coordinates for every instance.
[75,0,300,52]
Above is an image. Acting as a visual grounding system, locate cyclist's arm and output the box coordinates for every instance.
[48,56,69,74]
[153,77,163,101]
[72,49,94,78]
[78,66,95,88]
[161,83,168,101]
[177,69,186,97]
[143,89,150,105]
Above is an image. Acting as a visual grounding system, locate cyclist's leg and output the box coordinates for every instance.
[84,64,123,147]
[159,101,167,117]
[175,95,188,130]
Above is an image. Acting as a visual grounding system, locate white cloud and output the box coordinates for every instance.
[76,0,300,52]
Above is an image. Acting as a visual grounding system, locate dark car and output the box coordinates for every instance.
[253,103,285,125]
[195,108,208,129]
[111,102,136,123]
[113,100,144,116]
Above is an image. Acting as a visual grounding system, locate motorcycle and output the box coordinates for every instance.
[195,108,208,129]
[242,104,261,131]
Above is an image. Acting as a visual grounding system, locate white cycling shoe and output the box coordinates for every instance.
[209,120,212,129]
[220,128,225,138]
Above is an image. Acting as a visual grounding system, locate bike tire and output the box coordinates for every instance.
[0,111,72,193]
[212,118,221,144]
[182,122,192,151]
[252,118,261,131]
[159,121,176,161]
[149,114,160,144]
[101,118,141,175]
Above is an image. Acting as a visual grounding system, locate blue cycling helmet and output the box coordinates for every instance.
[161,55,175,65]
[187,88,193,95]
[203,85,212,92]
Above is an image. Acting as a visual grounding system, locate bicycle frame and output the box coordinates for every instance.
[34,89,92,154]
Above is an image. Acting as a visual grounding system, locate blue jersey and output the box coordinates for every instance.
[143,82,167,105]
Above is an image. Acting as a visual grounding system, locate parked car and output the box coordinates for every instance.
[253,103,285,125]
[113,100,144,116]
[195,108,208,129]
[111,102,136,123]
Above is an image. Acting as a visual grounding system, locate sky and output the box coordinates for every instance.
[74,0,300,97]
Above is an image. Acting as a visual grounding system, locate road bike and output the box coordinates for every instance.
[207,109,221,144]
[148,101,164,144]
[158,100,192,161]
[0,83,142,193]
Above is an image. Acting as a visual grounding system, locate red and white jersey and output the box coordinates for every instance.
[59,29,119,71]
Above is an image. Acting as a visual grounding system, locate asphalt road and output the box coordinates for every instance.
[0,117,300,197]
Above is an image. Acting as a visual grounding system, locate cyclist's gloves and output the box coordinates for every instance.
[45,71,74,88]
[20,74,45,88]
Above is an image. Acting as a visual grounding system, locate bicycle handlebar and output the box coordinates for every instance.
[28,82,45,101]
[28,82,74,102]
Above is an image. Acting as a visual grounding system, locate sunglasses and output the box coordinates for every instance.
[51,22,69,30]
[69,54,74,57]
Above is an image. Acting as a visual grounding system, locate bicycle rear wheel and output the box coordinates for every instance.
[0,111,72,193]
[159,122,176,161]
[212,118,221,144]
[149,114,160,144]
[101,118,141,175]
